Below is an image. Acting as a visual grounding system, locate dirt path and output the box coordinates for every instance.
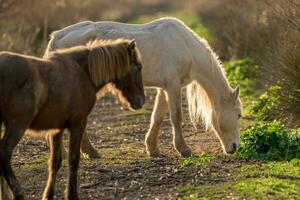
[11,89,241,199]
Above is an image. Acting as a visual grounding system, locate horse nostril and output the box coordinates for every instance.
[232,143,237,151]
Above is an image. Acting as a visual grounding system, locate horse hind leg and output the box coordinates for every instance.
[145,89,169,157]
[0,115,13,200]
[80,131,100,159]
[42,130,63,200]
[0,124,28,200]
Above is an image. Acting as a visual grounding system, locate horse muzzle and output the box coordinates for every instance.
[130,96,145,110]
[225,142,239,154]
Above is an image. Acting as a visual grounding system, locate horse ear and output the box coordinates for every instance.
[128,39,136,50]
[233,85,240,100]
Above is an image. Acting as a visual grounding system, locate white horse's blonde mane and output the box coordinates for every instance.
[187,33,230,130]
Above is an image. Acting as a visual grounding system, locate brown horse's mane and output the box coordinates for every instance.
[47,39,141,88]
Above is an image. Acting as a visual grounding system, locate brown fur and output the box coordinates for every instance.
[0,39,145,200]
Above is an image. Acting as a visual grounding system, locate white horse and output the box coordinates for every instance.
[44,17,242,157]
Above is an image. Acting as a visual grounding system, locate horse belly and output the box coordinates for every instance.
[30,109,68,130]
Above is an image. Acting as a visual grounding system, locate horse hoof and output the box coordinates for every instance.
[147,149,161,157]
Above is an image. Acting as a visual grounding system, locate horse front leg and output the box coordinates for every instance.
[42,130,63,200]
[166,83,192,157]
[145,88,168,157]
[65,120,86,200]
[80,132,100,159]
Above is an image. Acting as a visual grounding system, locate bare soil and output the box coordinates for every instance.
[11,89,245,199]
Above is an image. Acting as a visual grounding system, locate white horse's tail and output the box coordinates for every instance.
[43,31,58,58]
[186,81,213,130]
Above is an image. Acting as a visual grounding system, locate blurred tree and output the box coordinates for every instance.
[0,0,20,18]
[0,0,196,55]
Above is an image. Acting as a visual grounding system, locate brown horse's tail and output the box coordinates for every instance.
[0,175,12,199]
[0,116,6,199]
[0,113,4,141]
[0,114,2,142]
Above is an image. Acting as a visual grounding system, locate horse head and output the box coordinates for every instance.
[215,86,242,154]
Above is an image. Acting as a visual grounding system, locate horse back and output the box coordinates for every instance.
[46,18,195,87]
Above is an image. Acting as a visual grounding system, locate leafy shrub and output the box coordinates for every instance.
[223,58,258,96]
[249,84,282,121]
[236,121,300,161]
[289,158,300,166]
[249,80,300,126]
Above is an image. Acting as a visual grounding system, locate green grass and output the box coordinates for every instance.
[82,144,148,166]
[19,155,48,172]
[123,107,151,117]
[177,161,300,199]
[181,152,213,168]
[234,177,300,200]
[109,123,139,132]
[177,182,234,200]
[235,162,300,177]
[19,154,70,172]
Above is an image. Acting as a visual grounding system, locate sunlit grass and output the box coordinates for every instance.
[181,152,213,168]
[177,161,300,199]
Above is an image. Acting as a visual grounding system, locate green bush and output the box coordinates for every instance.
[249,79,300,125]
[223,58,258,96]
[236,121,300,161]
[249,85,282,121]
[249,80,298,123]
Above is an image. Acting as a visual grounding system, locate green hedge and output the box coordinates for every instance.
[223,58,258,96]
[236,121,300,161]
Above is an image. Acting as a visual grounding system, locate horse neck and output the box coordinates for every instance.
[59,48,107,90]
[191,46,233,118]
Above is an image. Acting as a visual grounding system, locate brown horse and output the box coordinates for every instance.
[0,39,145,200]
